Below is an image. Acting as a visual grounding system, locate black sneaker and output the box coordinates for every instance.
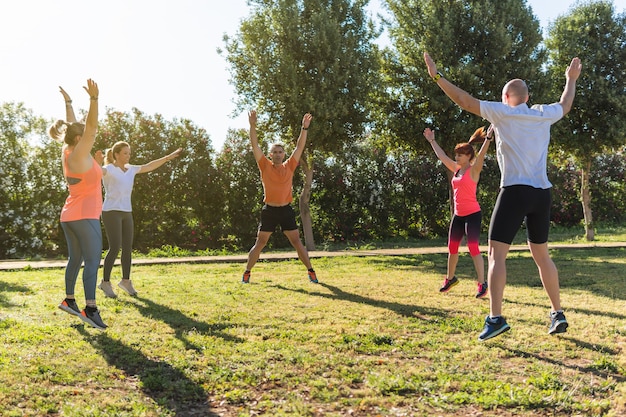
[80,307,108,330]
[439,276,459,292]
[58,298,81,317]
[478,315,511,341]
[475,281,488,298]
[548,311,568,335]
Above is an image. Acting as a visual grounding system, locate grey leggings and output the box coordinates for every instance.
[102,210,134,281]
[61,219,102,300]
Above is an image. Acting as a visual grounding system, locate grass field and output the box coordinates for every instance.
[1,246,625,416]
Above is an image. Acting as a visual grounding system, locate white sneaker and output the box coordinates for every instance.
[118,279,138,296]
[98,281,117,298]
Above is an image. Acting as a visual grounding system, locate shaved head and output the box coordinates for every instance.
[502,79,529,105]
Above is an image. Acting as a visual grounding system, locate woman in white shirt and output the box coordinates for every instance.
[99,141,182,298]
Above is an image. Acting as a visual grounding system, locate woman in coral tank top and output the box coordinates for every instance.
[51,80,107,330]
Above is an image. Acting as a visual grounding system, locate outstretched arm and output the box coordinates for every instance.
[138,148,183,174]
[559,57,582,116]
[68,79,99,172]
[471,125,493,181]
[59,86,77,123]
[248,110,265,162]
[423,128,457,172]
[424,52,481,117]
[290,113,312,163]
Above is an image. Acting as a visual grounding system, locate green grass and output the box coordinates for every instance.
[1,247,625,416]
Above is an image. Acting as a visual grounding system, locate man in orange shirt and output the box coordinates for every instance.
[241,110,318,284]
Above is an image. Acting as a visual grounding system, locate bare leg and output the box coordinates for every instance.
[488,240,511,317]
[528,241,561,311]
[283,229,313,269]
[245,231,272,271]
[447,252,459,279]
[471,253,485,284]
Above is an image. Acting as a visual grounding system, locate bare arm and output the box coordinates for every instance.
[470,125,493,181]
[138,148,183,174]
[290,113,312,163]
[248,110,264,162]
[424,52,481,117]
[423,128,457,172]
[67,79,99,172]
[59,86,77,123]
[559,57,582,116]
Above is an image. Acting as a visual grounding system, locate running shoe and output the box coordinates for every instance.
[80,307,108,330]
[548,311,568,335]
[98,281,118,298]
[308,270,319,284]
[58,298,81,317]
[475,281,488,298]
[439,276,459,293]
[478,315,510,341]
[118,279,137,296]
[241,271,251,284]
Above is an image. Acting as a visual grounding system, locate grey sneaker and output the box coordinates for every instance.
[98,281,117,298]
[58,298,81,317]
[118,279,138,296]
[548,311,568,335]
[80,307,107,330]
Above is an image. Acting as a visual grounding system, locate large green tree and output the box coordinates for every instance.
[379,0,545,207]
[545,0,626,240]
[221,0,380,250]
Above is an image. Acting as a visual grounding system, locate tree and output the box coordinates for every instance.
[378,0,545,209]
[544,0,626,240]
[222,0,380,250]
[0,103,53,258]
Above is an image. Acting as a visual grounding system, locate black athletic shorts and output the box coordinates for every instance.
[258,204,298,232]
[488,185,552,245]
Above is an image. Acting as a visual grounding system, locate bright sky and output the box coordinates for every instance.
[1,0,624,151]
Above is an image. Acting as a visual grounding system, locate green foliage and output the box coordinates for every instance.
[223,0,380,152]
[378,0,545,151]
[546,0,626,161]
[0,103,55,258]
[95,108,224,252]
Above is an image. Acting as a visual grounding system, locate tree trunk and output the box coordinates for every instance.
[299,154,316,251]
[580,160,594,241]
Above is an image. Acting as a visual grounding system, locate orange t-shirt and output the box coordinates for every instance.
[60,149,103,222]
[258,157,299,206]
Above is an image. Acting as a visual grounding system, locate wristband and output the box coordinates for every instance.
[432,71,443,82]
[301,126,308,130]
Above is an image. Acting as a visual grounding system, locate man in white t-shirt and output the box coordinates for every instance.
[423,52,582,341]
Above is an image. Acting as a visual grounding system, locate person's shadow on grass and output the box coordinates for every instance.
[77,327,220,416]
[126,295,243,351]
[273,282,449,320]
[0,280,32,308]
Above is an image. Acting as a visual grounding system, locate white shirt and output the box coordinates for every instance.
[480,100,563,189]
[102,164,142,212]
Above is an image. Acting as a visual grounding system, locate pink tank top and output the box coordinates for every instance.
[451,169,480,216]
[60,149,103,222]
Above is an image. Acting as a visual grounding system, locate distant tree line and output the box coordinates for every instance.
[1,102,624,259]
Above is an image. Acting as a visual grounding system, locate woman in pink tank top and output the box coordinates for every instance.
[423,126,493,298]
[50,81,107,330]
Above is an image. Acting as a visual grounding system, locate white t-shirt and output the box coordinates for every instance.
[102,164,142,212]
[480,101,563,189]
